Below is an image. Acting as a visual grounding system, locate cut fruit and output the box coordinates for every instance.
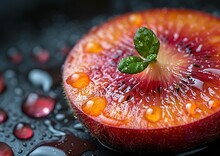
[63,8,220,153]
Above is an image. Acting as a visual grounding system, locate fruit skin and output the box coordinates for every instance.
[71,103,220,153]
[63,8,220,153]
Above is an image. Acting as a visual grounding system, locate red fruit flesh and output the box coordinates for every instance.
[63,9,220,153]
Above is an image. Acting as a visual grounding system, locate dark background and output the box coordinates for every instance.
[0,0,220,156]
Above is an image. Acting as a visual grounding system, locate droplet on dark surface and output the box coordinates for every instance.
[0,74,6,94]
[28,146,66,156]
[44,120,65,136]
[22,93,56,118]
[57,41,71,56]
[28,69,53,92]
[0,108,8,123]
[4,70,16,79]
[32,46,50,63]
[13,123,33,140]
[73,122,86,132]
[55,113,65,120]
[0,142,14,156]
[7,47,23,64]
[14,88,23,96]
[29,133,97,156]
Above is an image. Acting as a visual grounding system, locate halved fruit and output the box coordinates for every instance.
[63,8,220,153]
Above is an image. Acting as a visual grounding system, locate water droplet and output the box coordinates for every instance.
[17,149,23,154]
[14,88,23,96]
[0,142,14,156]
[44,120,65,136]
[13,123,33,140]
[28,146,66,156]
[4,70,17,85]
[22,93,56,118]
[57,41,70,56]
[10,138,16,143]
[23,143,27,147]
[0,108,8,123]
[7,47,23,64]
[28,69,53,92]
[4,70,16,79]
[32,46,50,63]
[28,133,97,156]
[0,74,6,94]
[73,122,86,131]
[55,113,65,120]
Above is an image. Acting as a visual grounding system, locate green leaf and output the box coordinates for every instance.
[134,27,160,58]
[118,56,149,74]
[117,27,160,74]
[147,53,157,62]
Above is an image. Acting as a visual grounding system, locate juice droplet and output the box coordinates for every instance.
[13,123,33,140]
[22,93,56,118]
[82,97,107,117]
[144,106,162,123]
[28,133,97,156]
[66,72,90,89]
[84,41,103,53]
[0,142,14,156]
[7,47,23,64]
[0,108,8,123]
[128,14,142,26]
[28,69,53,92]
[208,100,218,108]
[185,103,196,115]
[0,74,6,94]
[32,46,50,63]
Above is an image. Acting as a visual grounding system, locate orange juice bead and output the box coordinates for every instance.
[185,103,196,115]
[128,14,143,26]
[84,41,103,53]
[66,72,90,89]
[208,100,219,109]
[82,97,107,117]
[144,106,162,123]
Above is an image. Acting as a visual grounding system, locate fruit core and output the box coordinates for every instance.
[137,44,189,88]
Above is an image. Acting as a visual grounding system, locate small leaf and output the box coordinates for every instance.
[147,53,157,62]
[118,56,149,74]
[134,27,160,58]
[118,27,160,74]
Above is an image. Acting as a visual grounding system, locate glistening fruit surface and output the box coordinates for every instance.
[64,9,220,130]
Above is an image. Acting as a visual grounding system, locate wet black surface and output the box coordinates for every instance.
[0,0,220,155]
